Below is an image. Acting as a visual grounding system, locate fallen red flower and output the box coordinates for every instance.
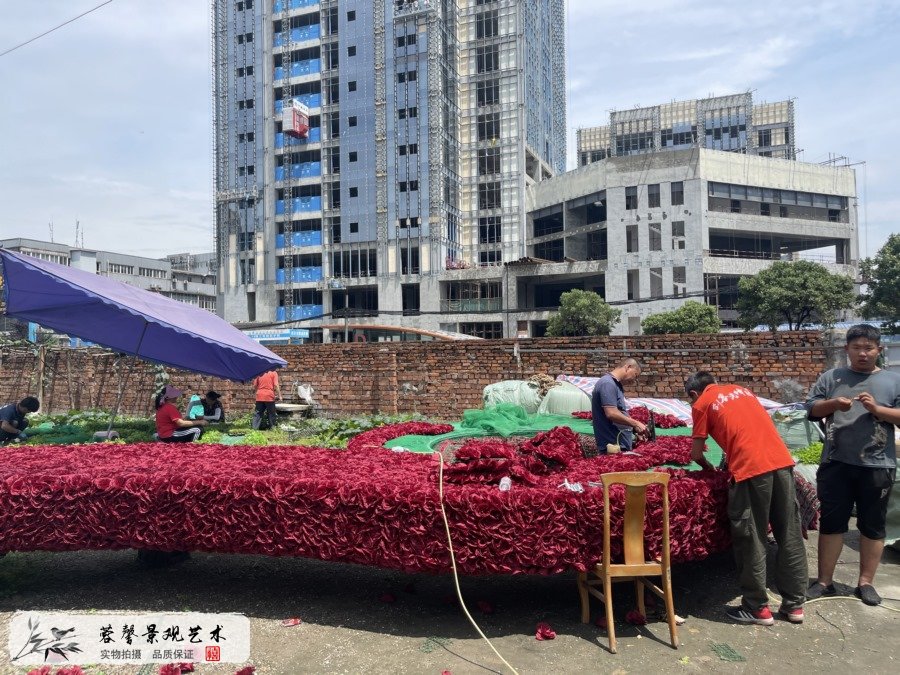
[27,668,52,675]
[594,615,608,629]
[535,622,557,640]
[56,668,86,675]
[625,610,647,626]
[234,667,256,675]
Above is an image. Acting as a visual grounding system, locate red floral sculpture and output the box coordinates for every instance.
[0,422,730,575]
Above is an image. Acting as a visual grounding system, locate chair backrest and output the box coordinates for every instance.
[600,471,670,567]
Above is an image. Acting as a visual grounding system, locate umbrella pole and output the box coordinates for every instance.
[106,355,136,436]
[106,321,150,436]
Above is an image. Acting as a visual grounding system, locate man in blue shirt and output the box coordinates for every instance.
[591,358,647,452]
[0,396,40,444]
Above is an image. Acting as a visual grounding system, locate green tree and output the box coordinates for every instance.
[641,300,722,335]
[859,233,900,333]
[545,289,621,336]
[736,260,855,331]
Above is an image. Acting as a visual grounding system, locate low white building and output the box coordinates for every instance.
[520,148,857,334]
[0,239,217,312]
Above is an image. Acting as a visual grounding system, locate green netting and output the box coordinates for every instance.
[460,403,531,436]
[385,411,724,471]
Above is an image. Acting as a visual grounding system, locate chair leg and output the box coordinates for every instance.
[604,574,616,654]
[635,579,646,619]
[577,571,590,624]
[661,568,678,649]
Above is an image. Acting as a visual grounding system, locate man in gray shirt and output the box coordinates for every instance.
[805,324,900,606]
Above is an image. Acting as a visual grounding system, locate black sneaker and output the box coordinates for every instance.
[855,585,882,606]
[806,581,836,600]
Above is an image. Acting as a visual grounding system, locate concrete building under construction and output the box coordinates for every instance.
[212,0,566,335]
[577,93,796,167]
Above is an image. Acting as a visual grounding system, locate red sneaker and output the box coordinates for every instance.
[726,605,774,626]
[778,606,804,624]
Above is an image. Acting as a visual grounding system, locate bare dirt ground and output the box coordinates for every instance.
[1,531,898,675]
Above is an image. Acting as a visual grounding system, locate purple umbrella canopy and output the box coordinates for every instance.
[0,249,286,382]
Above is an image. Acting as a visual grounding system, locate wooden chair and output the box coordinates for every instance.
[577,471,678,654]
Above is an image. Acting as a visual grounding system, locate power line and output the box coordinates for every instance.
[0,0,118,58]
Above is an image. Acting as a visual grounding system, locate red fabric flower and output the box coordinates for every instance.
[535,622,556,640]
[0,425,731,576]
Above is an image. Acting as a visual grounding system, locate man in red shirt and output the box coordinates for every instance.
[252,370,282,430]
[686,371,807,625]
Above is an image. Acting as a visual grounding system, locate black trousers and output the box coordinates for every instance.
[253,401,278,430]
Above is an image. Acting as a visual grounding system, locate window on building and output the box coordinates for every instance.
[671,221,685,249]
[410,180,419,191]
[648,183,661,208]
[478,182,501,210]
[399,181,407,192]
[349,187,358,197]
[347,10,355,20]
[649,222,662,251]
[396,35,405,47]
[348,45,356,57]
[758,129,772,147]
[397,71,406,83]
[478,147,500,175]
[406,33,416,46]
[348,81,357,92]
[476,78,500,106]
[331,219,341,243]
[348,116,357,127]
[479,216,501,243]
[401,246,420,274]
[760,202,770,216]
[478,250,502,266]
[625,186,638,210]
[475,44,499,73]
[828,209,840,222]
[349,222,358,233]
[650,267,663,298]
[730,199,741,214]
[670,181,683,207]
[408,69,417,81]
[627,269,640,301]
[408,143,418,154]
[349,151,357,162]
[408,106,417,118]
[534,239,564,262]
[475,10,499,39]
[460,322,503,339]
[626,224,639,253]
[477,112,500,141]
[779,205,788,217]
[673,267,687,297]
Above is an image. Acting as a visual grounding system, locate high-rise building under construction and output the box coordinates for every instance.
[212,0,566,336]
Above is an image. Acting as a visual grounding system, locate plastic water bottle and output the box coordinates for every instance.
[499,477,512,491]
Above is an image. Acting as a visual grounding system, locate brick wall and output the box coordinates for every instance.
[0,331,835,420]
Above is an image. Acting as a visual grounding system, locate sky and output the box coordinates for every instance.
[0,0,897,259]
